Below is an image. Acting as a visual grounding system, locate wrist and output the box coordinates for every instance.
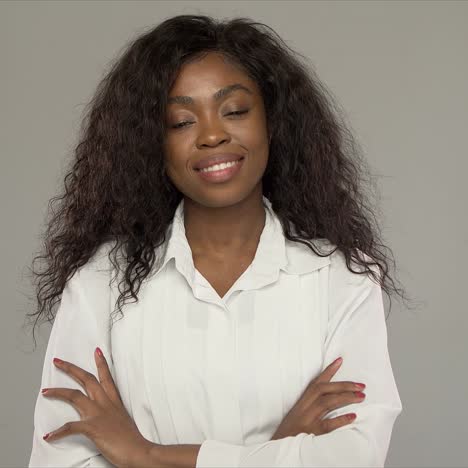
[136,440,164,467]
[120,438,162,468]
[145,443,202,468]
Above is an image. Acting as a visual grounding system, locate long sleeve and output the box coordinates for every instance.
[196,251,403,468]
[29,249,116,467]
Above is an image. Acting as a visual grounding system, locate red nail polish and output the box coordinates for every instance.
[347,413,357,421]
[41,388,48,394]
[43,433,50,440]
[96,347,103,357]
[53,358,63,365]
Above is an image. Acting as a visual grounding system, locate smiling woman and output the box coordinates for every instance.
[26,13,411,468]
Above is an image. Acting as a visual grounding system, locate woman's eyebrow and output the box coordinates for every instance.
[167,83,253,106]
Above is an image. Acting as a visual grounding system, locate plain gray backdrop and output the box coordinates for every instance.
[2,1,467,466]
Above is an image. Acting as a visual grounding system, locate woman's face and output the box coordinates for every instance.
[163,51,270,208]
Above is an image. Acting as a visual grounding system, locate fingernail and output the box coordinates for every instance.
[347,413,357,421]
[53,358,63,365]
[355,383,366,389]
[41,388,49,394]
[96,347,103,357]
[334,357,343,365]
[43,432,50,440]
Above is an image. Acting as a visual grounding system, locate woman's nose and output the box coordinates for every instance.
[196,125,231,148]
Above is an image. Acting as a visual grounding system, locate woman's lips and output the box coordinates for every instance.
[193,153,245,170]
[194,157,244,183]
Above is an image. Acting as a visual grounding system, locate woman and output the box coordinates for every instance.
[27,14,409,467]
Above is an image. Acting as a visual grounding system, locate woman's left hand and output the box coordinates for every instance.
[41,347,155,468]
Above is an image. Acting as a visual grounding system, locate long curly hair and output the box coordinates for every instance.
[25,14,414,348]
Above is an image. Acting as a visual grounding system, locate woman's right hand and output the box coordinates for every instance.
[270,357,366,440]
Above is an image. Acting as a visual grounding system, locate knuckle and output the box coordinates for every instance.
[343,393,356,405]
[317,395,331,411]
[62,421,73,431]
[80,421,92,437]
[326,394,339,406]
[321,418,330,433]
[70,389,82,402]
[313,382,324,394]
[83,373,97,385]
[100,376,112,387]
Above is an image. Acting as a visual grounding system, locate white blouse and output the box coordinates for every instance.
[29,195,402,467]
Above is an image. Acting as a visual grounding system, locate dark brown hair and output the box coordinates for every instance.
[25,14,415,348]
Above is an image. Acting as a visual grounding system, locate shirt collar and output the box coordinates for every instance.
[156,195,331,282]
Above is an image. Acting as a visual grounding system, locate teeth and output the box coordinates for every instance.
[199,159,241,173]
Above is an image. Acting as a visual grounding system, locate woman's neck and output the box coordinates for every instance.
[183,188,265,259]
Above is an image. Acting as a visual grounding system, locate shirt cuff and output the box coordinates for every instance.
[196,439,243,467]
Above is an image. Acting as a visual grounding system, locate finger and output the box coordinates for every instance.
[43,420,86,443]
[321,412,357,433]
[41,388,91,418]
[94,347,123,404]
[315,381,363,396]
[53,358,102,401]
[299,358,343,402]
[309,358,343,389]
[317,391,366,419]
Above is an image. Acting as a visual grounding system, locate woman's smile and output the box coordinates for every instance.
[194,156,245,183]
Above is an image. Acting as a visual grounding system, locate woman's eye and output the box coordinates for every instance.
[227,109,249,116]
[170,110,249,129]
[172,121,192,129]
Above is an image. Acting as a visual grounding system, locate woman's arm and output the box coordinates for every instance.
[142,444,200,467]
[29,247,118,467]
[152,252,402,468]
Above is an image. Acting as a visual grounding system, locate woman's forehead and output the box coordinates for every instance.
[170,52,257,94]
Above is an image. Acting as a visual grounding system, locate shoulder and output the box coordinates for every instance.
[283,234,379,286]
[71,241,119,288]
[52,242,119,328]
[326,246,383,326]
[328,246,380,288]
[283,237,334,274]
[284,236,379,290]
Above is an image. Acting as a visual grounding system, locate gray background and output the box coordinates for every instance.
[2,1,467,466]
